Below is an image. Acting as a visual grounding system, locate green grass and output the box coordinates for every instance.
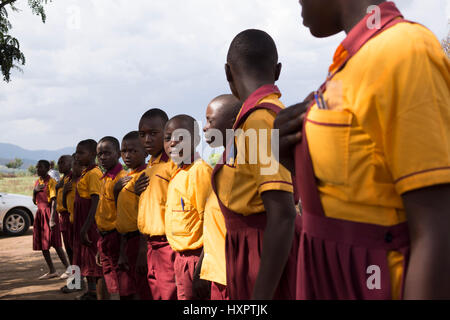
[0,176,37,196]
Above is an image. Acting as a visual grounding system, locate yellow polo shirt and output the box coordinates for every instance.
[95,165,126,232]
[214,93,294,216]
[165,159,212,252]
[76,166,103,199]
[56,175,71,213]
[116,166,146,234]
[200,193,227,285]
[138,153,177,236]
[305,22,450,299]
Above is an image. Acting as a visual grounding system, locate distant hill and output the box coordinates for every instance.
[0,143,74,169]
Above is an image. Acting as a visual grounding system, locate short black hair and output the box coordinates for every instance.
[77,139,98,155]
[123,131,140,142]
[167,114,200,137]
[98,136,120,153]
[227,29,278,75]
[59,154,73,162]
[212,94,242,119]
[140,108,169,125]
[38,160,50,170]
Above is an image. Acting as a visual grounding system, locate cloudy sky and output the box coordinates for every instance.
[0,0,449,156]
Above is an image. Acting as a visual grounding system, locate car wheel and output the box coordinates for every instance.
[3,209,31,236]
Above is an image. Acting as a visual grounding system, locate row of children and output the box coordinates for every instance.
[31,25,299,300]
[32,0,450,300]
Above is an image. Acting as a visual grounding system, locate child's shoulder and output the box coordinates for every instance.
[190,159,213,176]
[85,166,103,179]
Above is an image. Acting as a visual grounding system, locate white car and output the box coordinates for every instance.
[0,192,37,236]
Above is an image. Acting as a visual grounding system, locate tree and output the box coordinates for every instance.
[442,21,449,58]
[27,164,36,175]
[0,0,51,82]
[5,157,23,168]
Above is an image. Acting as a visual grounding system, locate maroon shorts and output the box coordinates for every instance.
[147,236,177,300]
[74,194,102,277]
[33,204,62,251]
[123,232,152,299]
[210,282,229,300]
[97,230,121,294]
[173,248,202,300]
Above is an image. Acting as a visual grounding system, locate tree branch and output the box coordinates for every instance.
[0,0,17,10]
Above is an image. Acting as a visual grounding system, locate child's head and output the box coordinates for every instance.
[75,139,97,167]
[57,155,73,175]
[298,0,347,38]
[138,108,169,158]
[97,136,121,171]
[36,160,50,178]
[71,153,84,178]
[225,29,281,101]
[203,94,241,148]
[164,115,200,166]
[121,131,147,170]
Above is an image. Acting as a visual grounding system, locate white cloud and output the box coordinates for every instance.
[0,0,447,152]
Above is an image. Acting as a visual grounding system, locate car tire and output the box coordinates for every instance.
[3,208,31,236]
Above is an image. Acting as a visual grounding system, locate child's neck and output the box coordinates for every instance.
[106,162,119,172]
[131,162,146,171]
[239,78,275,103]
[150,150,162,159]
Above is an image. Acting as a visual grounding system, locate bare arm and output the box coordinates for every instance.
[251,190,297,300]
[49,197,57,228]
[80,194,100,246]
[402,183,450,299]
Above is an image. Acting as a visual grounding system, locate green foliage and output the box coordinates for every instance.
[0,0,51,82]
[207,153,221,167]
[27,164,36,175]
[5,157,23,169]
[442,33,449,58]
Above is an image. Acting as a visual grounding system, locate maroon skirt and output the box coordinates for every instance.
[33,203,62,251]
[297,211,409,300]
[224,210,300,300]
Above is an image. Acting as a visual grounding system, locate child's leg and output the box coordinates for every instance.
[42,250,56,274]
[55,247,70,269]
[66,247,73,265]
[96,277,109,300]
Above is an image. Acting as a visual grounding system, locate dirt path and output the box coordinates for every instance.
[0,227,82,300]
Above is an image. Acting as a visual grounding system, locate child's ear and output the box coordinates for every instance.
[225,63,233,82]
[275,62,282,82]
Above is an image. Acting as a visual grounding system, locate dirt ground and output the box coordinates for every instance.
[0,227,82,300]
